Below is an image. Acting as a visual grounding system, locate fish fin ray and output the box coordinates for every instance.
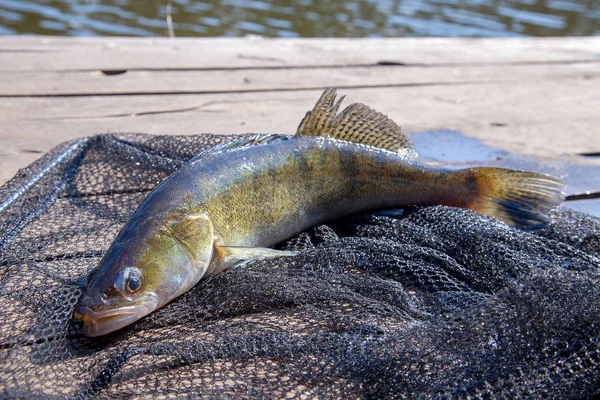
[187,134,289,164]
[296,88,344,137]
[216,246,297,271]
[296,88,417,158]
[465,167,565,230]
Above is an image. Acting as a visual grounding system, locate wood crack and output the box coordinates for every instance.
[0,79,575,99]
[23,99,249,120]
[0,58,599,73]
[566,192,600,201]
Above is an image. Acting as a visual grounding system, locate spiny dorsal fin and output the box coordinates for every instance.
[296,89,417,159]
[187,134,288,164]
[296,89,345,136]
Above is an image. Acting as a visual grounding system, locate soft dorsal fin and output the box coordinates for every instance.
[296,89,417,158]
[187,134,289,164]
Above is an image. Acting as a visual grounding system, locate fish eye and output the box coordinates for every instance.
[115,267,143,294]
[127,274,141,292]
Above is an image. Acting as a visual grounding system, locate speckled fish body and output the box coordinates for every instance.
[75,89,564,337]
[126,135,467,252]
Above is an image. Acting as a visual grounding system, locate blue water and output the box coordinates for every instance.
[0,0,598,37]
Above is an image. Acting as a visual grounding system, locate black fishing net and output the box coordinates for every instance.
[1,133,599,399]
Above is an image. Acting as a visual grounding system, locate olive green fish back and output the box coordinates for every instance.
[296,88,418,159]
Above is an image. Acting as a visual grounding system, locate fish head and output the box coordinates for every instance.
[75,212,215,337]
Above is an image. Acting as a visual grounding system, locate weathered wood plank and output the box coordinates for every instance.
[1,37,599,71]
[2,82,598,140]
[2,80,599,185]
[1,62,597,96]
[2,37,599,191]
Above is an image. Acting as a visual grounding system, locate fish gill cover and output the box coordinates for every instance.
[0,133,599,399]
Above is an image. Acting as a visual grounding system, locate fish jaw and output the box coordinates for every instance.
[74,294,159,337]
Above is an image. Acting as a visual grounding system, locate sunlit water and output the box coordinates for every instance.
[0,0,598,37]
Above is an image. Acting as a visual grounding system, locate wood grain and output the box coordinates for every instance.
[1,62,597,96]
[0,37,599,71]
[1,37,599,188]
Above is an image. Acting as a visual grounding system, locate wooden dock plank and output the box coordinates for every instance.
[3,80,599,134]
[1,37,599,188]
[1,62,597,96]
[1,37,599,71]
[2,79,599,187]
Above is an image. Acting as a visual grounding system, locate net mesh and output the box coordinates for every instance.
[1,133,599,399]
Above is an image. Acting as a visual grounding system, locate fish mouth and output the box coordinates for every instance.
[74,295,159,337]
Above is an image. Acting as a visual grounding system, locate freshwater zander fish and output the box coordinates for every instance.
[74,89,565,337]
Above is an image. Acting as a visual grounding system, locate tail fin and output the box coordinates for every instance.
[466,167,565,230]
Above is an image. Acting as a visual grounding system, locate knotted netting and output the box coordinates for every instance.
[1,133,599,399]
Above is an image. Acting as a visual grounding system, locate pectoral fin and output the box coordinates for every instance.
[212,245,297,273]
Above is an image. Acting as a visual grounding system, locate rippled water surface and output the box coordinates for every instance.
[0,0,598,37]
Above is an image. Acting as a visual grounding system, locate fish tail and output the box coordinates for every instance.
[459,167,565,230]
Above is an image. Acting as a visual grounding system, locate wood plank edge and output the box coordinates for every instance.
[1,58,600,74]
[2,76,597,98]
